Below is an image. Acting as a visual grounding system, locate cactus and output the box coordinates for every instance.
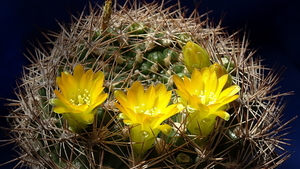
[2,0,294,168]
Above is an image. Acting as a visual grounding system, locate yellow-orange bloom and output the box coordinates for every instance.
[51,65,108,132]
[173,64,240,136]
[183,41,210,73]
[114,81,182,155]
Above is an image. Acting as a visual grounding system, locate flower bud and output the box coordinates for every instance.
[183,41,210,73]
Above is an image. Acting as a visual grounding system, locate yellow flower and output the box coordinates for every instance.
[114,81,182,155]
[173,64,240,136]
[51,65,108,132]
[183,41,210,73]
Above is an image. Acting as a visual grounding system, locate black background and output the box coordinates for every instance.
[0,0,299,168]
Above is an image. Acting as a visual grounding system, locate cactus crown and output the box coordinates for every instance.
[2,0,294,168]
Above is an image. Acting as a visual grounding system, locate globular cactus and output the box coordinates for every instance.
[2,0,294,168]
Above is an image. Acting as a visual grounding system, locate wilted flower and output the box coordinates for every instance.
[51,65,107,132]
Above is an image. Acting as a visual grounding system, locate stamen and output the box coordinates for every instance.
[69,89,91,106]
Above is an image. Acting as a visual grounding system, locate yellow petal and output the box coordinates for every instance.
[126,89,137,108]
[145,85,156,109]
[53,106,69,114]
[154,83,167,97]
[60,73,78,98]
[56,76,62,86]
[204,70,217,97]
[207,103,222,113]
[156,89,171,109]
[73,65,84,82]
[50,98,64,107]
[209,63,227,78]
[200,67,210,84]
[210,110,230,121]
[219,85,240,98]
[74,104,89,113]
[115,91,129,107]
[173,75,185,92]
[114,90,127,101]
[66,75,78,96]
[54,90,70,107]
[93,70,105,81]
[175,90,189,105]
[155,124,172,135]
[217,95,240,106]
[131,81,144,106]
[90,71,105,93]
[90,86,105,103]
[87,93,108,113]
[115,103,135,122]
[214,74,228,97]
[190,69,204,94]
[57,83,69,98]
[79,69,94,90]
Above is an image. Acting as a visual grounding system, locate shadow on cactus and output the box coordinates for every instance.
[1,0,295,168]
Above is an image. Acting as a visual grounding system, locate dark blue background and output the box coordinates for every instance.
[0,0,299,168]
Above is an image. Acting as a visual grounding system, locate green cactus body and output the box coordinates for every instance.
[2,0,294,169]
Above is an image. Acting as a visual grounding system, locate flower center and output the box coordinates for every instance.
[134,103,159,116]
[69,89,91,106]
[197,90,217,105]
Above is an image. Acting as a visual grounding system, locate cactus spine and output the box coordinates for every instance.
[2,0,294,168]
